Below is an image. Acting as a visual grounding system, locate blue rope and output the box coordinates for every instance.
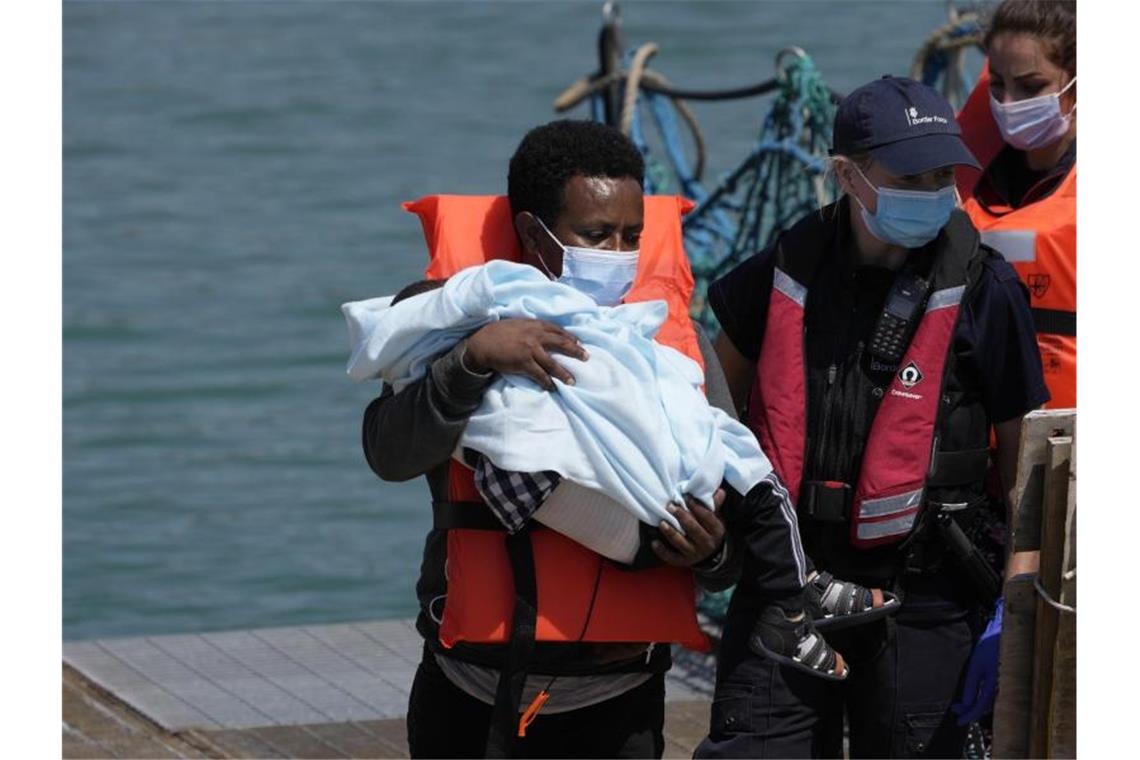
[918,15,983,103]
[615,52,837,333]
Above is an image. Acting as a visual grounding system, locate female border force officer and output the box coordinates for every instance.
[957,0,1076,409]
[695,76,1048,758]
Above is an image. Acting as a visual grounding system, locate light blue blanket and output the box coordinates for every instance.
[342,260,774,530]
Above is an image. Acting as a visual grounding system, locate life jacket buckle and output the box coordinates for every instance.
[800,481,852,523]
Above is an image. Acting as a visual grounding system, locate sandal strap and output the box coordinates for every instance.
[794,630,837,673]
[817,575,872,616]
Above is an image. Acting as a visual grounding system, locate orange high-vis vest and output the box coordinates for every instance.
[403,194,712,652]
[956,66,1077,408]
[955,63,1006,203]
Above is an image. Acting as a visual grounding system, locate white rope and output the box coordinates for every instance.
[1033,573,1076,615]
[620,43,659,136]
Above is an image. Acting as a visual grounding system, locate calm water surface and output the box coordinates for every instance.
[64,0,962,639]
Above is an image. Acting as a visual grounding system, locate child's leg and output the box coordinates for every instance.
[724,474,810,605]
[729,475,899,628]
[727,475,901,633]
[726,476,847,680]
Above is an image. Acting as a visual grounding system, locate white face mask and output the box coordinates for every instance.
[533,217,640,307]
[989,77,1076,151]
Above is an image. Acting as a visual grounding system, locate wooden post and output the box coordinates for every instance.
[1047,431,1077,758]
[993,575,1036,758]
[1009,411,1075,553]
[992,409,1074,757]
[1028,436,1071,757]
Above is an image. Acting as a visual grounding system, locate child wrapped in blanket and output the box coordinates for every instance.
[372,275,899,682]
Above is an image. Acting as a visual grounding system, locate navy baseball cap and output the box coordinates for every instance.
[831,75,980,175]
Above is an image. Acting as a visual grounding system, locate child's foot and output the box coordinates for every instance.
[747,604,848,681]
[804,570,901,630]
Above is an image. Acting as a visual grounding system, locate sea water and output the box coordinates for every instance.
[64,0,966,639]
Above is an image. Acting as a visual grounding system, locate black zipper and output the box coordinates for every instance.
[813,358,840,478]
[813,277,860,479]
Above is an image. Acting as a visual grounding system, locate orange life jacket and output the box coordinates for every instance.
[956,66,1077,408]
[402,193,711,652]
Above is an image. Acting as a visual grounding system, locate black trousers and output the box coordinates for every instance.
[694,593,975,759]
[406,649,666,759]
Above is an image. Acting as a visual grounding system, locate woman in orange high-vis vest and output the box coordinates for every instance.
[362,121,840,759]
[957,1,1076,408]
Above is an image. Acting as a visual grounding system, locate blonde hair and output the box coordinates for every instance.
[818,152,873,220]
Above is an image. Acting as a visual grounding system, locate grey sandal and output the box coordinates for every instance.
[806,570,901,631]
[748,604,849,681]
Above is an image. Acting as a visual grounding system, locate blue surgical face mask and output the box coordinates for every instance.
[850,163,958,249]
[989,78,1076,151]
[534,217,640,307]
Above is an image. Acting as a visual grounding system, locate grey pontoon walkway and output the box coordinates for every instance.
[63,618,716,758]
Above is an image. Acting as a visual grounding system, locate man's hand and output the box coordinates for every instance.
[651,490,727,566]
[465,319,588,391]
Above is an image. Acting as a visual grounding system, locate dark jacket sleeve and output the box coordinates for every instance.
[361,339,494,482]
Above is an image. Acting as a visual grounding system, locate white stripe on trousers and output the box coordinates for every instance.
[762,472,808,587]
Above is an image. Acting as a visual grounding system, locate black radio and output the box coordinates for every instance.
[869,271,930,363]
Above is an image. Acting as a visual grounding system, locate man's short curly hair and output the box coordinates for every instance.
[507,120,645,226]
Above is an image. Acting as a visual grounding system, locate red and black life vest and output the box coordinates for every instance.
[746,206,991,549]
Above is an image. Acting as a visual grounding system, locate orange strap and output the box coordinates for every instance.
[517,689,551,737]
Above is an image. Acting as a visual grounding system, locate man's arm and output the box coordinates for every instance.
[362,339,493,482]
[362,318,589,482]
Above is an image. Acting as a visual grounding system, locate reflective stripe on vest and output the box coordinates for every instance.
[979,229,1036,263]
[405,193,711,652]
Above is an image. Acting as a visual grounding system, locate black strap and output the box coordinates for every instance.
[484,530,539,758]
[1031,307,1076,337]
[926,448,990,488]
[799,481,851,523]
[434,496,541,753]
[933,510,1001,607]
[432,500,508,532]
[433,500,554,533]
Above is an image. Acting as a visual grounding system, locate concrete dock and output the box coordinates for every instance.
[63,619,715,758]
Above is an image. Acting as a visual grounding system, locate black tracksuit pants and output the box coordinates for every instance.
[724,478,810,603]
[695,581,977,759]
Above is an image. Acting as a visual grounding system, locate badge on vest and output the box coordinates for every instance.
[1027,273,1051,298]
[898,361,924,389]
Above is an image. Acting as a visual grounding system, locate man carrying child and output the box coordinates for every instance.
[358,120,881,758]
